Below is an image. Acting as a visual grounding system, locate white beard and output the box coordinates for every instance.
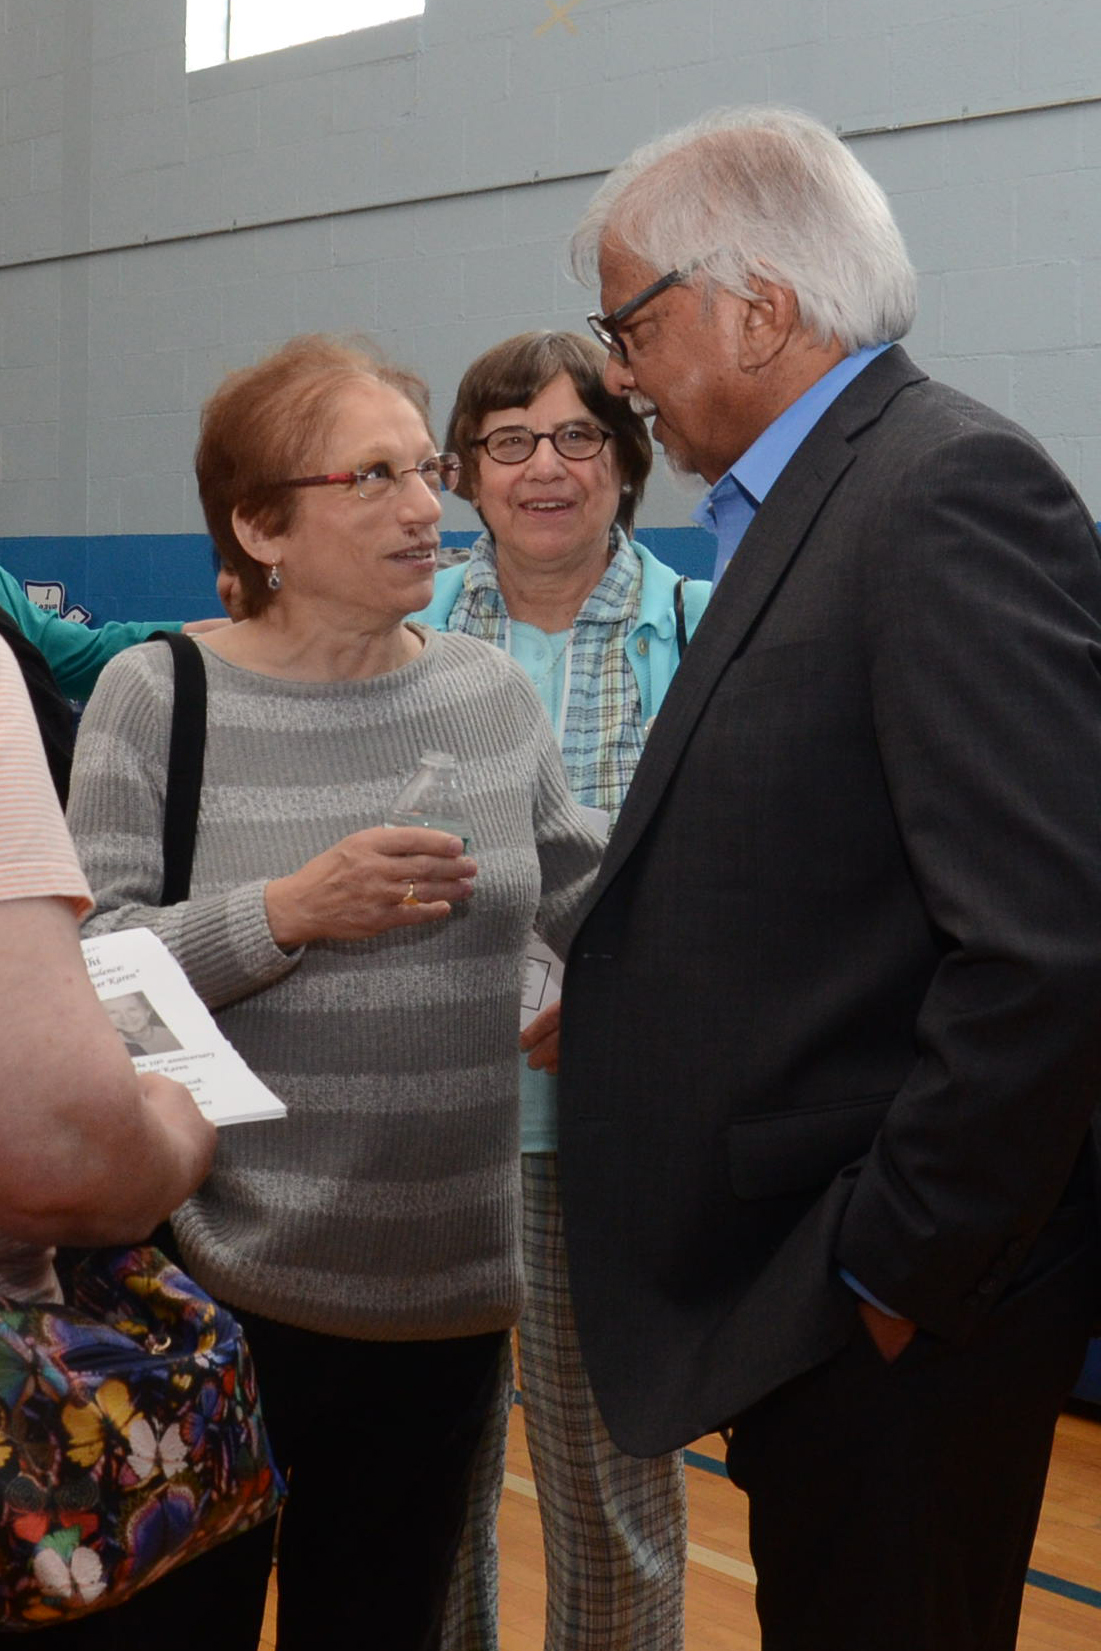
[664,453,709,493]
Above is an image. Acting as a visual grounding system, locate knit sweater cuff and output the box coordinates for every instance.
[186,879,303,1009]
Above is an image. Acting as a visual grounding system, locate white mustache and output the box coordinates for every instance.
[629,393,656,418]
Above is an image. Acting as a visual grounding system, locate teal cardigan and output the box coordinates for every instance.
[413,538,710,732]
[412,535,710,1151]
[0,565,181,702]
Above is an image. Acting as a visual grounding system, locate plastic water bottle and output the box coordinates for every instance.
[385,752,473,850]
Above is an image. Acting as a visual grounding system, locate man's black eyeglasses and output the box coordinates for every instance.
[587,266,694,364]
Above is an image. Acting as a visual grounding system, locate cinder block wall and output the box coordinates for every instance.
[1,0,1100,601]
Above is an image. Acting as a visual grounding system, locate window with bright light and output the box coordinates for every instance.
[186,1,425,72]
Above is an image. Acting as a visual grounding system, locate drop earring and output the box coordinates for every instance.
[267,564,282,592]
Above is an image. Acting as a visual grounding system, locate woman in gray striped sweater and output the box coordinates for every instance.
[64,336,601,1651]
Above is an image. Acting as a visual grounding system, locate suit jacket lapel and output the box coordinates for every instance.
[579,347,928,915]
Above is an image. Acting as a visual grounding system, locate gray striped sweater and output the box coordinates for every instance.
[67,628,600,1340]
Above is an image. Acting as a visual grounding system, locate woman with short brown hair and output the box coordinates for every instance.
[417,330,710,1651]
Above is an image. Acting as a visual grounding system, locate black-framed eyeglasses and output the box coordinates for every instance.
[472,421,614,465]
[587,265,695,364]
[278,453,461,500]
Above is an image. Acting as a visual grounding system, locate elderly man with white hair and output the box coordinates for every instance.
[555,106,1101,1651]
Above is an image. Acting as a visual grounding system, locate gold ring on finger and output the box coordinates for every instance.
[401,881,419,906]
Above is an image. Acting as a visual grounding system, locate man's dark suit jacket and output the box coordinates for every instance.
[557,346,1101,1457]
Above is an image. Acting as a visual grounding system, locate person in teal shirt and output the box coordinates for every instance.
[0,563,224,703]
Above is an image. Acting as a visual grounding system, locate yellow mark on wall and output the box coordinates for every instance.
[536,0,580,37]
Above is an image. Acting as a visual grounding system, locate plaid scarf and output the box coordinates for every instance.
[444,527,645,822]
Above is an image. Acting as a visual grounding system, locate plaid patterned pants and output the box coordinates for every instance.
[441,1153,687,1651]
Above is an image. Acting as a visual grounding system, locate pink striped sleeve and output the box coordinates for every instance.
[0,639,92,916]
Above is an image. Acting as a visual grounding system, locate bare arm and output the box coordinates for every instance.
[0,895,216,1246]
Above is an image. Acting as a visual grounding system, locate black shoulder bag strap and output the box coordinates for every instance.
[674,576,688,659]
[150,631,207,906]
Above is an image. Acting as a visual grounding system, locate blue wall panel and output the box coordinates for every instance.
[0,527,717,627]
[0,535,221,624]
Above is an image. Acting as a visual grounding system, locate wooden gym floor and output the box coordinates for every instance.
[259,1395,1101,1649]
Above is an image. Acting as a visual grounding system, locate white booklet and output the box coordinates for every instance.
[520,804,610,1031]
[81,927,287,1128]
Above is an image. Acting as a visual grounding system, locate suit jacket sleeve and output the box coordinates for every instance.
[834,417,1101,1337]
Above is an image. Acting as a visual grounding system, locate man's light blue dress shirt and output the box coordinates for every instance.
[695,343,894,584]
